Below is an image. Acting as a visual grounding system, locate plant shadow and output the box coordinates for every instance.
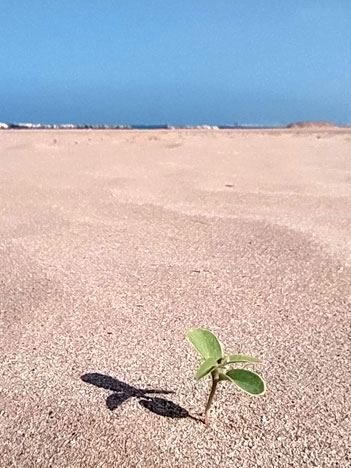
[81,373,201,421]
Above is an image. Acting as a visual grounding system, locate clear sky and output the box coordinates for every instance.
[1,0,350,126]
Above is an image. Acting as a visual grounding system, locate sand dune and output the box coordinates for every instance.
[1,129,350,467]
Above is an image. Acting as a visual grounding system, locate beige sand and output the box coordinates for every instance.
[1,129,350,467]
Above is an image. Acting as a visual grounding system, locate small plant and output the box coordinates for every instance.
[187,328,265,425]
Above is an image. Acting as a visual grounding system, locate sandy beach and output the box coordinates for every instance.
[1,128,350,467]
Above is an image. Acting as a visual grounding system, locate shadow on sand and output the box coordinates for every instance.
[81,373,201,421]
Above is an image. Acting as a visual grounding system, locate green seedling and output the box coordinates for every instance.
[187,328,265,425]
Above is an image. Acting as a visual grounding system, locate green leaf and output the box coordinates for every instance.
[226,354,261,364]
[195,357,218,380]
[187,328,223,360]
[226,369,266,395]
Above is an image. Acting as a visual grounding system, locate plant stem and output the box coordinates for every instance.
[205,371,218,425]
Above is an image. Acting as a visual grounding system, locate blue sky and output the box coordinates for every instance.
[1,1,350,125]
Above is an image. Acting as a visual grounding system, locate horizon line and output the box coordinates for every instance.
[1,120,349,130]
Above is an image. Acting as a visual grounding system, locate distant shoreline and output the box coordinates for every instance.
[0,121,349,130]
[0,123,278,130]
